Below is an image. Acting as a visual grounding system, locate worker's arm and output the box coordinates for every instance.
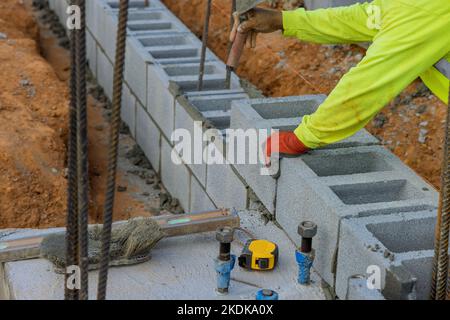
[230,2,380,48]
[295,3,450,148]
[282,3,379,44]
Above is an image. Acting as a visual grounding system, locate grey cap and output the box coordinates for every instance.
[298,221,317,239]
[216,226,234,243]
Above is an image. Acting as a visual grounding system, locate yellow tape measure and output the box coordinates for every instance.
[238,239,278,271]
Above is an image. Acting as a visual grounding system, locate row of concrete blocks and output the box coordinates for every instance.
[47,0,444,300]
[47,0,249,209]
[227,95,442,299]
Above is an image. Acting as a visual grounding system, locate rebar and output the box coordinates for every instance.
[431,87,450,300]
[198,0,212,91]
[65,0,80,301]
[74,0,90,301]
[97,0,129,300]
[225,0,236,89]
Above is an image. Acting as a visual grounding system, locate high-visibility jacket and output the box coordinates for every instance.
[282,0,450,149]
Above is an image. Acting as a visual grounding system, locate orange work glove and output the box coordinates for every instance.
[264,131,309,166]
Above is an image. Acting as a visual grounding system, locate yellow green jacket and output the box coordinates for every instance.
[282,0,450,149]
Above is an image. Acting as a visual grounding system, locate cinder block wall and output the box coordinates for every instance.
[47,0,444,300]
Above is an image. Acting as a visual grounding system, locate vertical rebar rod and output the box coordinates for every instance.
[225,0,236,89]
[65,0,80,301]
[74,0,90,301]
[198,0,212,91]
[97,0,129,300]
[431,87,450,300]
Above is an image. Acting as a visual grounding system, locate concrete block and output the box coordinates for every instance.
[230,96,378,149]
[190,176,217,213]
[275,145,438,286]
[435,58,450,80]
[136,103,161,173]
[146,64,176,140]
[86,0,112,44]
[124,10,191,35]
[96,47,114,100]
[105,0,165,10]
[304,0,362,10]
[229,96,379,214]
[138,33,215,64]
[121,84,137,138]
[124,36,151,106]
[205,131,248,210]
[174,96,207,186]
[174,91,249,186]
[86,30,97,77]
[160,138,191,211]
[146,60,241,141]
[335,209,445,300]
[96,9,119,62]
[346,276,385,300]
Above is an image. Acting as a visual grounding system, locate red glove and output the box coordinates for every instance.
[264,131,309,166]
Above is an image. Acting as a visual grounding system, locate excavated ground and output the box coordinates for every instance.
[0,0,446,229]
[0,0,182,229]
[162,0,447,190]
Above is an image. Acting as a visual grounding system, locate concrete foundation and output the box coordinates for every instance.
[0,213,325,300]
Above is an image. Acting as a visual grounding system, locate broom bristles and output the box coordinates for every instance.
[40,217,166,271]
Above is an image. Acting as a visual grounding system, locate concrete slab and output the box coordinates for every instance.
[1,212,326,300]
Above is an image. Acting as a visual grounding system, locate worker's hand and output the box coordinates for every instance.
[230,8,283,49]
[264,131,309,166]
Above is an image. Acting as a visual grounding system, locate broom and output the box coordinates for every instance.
[0,209,240,273]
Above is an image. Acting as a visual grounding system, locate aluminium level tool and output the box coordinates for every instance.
[296,221,317,285]
[0,209,240,264]
[238,239,278,271]
[226,0,266,72]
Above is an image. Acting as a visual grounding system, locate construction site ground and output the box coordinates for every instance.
[0,0,447,300]
[0,0,445,230]
[0,0,182,230]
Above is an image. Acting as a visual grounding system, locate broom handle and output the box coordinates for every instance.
[0,209,240,263]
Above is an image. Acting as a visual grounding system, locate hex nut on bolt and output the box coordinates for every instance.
[298,221,317,239]
[216,226,234,243]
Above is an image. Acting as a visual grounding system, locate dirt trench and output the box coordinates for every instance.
[0,0,181,229]
[162,0,447,190]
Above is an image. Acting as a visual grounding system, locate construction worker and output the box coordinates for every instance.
[230,0,450,164]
